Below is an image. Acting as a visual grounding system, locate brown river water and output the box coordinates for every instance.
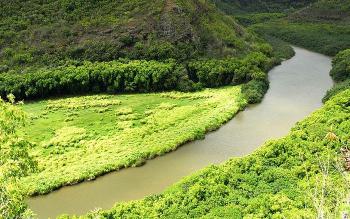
[28,47,333,218]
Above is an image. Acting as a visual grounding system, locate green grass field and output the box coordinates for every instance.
[19,86,247,195]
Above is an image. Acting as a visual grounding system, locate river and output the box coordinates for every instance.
[28,47,333,218]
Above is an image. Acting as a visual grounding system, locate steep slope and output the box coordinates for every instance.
[217,0,350,56]
[0,0,258,72]
[211,0,315,14]
[291,0,350,22]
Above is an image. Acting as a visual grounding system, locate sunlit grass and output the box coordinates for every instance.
[19,86,247,195]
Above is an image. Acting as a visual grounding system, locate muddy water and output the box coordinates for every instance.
[28,47,333,218]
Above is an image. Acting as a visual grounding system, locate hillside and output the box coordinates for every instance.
[1,1,349,218]
[291,0,350,22]
[218,0,350,56]
[212,0,315,14]
[0,0,259,73]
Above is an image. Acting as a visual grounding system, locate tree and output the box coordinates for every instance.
[330,49,350,82]
[0,94,37,218]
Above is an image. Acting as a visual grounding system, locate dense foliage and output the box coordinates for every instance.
[66,88,350,219]
[0,0,259,72]
[212,0,315,14]
[330,49,350,82]
[0,60,191,100]
[235,12,286,26]
[0,52,272,103]
[324,79,350,102]
[19,86,247,195]
[0,96,37,218]
[187,51,273,103]
[259,34,295,61]
[214,0,350,57]
[1,1,348,218]
[252,22,350,56]
[324,49,350,101]
[291,0,350,22]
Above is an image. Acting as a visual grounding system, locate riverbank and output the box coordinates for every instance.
[28,47,334,218]
[20,86,247,196]
[83,89,350,219]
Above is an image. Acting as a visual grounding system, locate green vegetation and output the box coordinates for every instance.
[1,0,349,218]
[248,0,350,56]
[291,0,350,22]
[187,51,273,103]
[0,96,37,218]
[68,89,350,219]
[0,59,191,100]
[0,0,261,73]
[259,35,295,61]
[324,49,350,102]
[235,12,286,26]
[330,49,350,82]
[213,0,350,56]
[18,86,247,195]
[212,0,315,14]
[252,22,350,56]
[0,0,275,104]
[0,51,272,103]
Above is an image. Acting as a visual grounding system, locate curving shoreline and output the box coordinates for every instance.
[28,47,333,218]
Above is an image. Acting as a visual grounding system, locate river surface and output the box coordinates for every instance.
[28,47,333,218]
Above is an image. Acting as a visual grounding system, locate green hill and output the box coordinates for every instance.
[211,0,315,14]
[217,0,350,56]
[290,0,350,22]
[0,0,260,73]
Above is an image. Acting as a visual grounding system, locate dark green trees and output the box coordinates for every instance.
[324,49,350,101]
[330,49,350,82]
[0,52,272,102]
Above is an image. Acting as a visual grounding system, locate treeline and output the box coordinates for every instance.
[324,49,350,102]
[188,51,273,103]
[0,52,272,103]
[0,60,187,99]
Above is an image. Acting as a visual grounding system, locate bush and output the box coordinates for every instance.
[188,58,239,87]
[241,79,269,103]
[188,52,271,91]
[323,49,350,102]
[323,79,350,102]
[330,49,350,82]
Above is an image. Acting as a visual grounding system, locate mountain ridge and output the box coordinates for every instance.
[0,0,260,73]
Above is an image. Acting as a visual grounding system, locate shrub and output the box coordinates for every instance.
[188,52,271,92]
[323,79,350,102]
[330,49,350,82]
[241,79,269,103]
[323,49,350,102]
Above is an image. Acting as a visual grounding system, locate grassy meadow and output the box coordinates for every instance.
[18,86,247,195]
